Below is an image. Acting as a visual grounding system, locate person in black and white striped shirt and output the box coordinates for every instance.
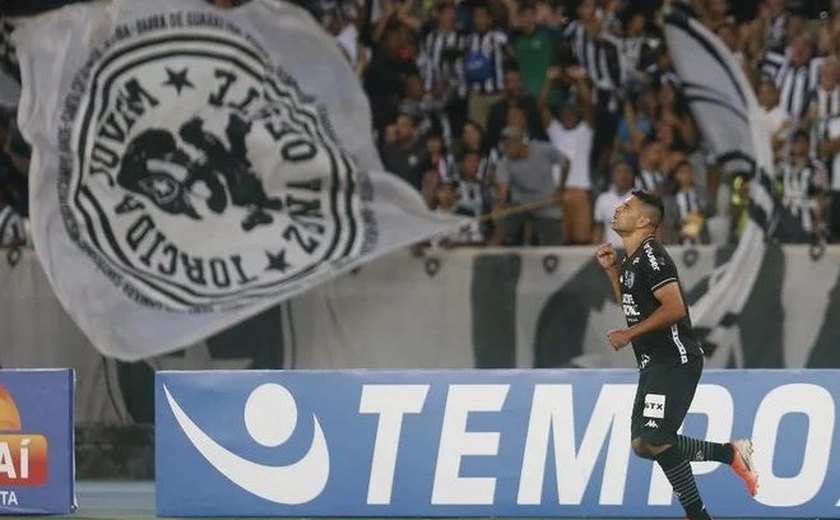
[419,1,463,92]
[619,10,653,93]
[817,112,840,242]
[562,0,623,177]
[665,161,710,245]
[777,129,827,243]
[418,0,466,137]
[807,57,840,153]
[764,36,822,123]
[763,0,789,54]
[562,1,624,102]
[636,141,667,196]
[463,2,511,130]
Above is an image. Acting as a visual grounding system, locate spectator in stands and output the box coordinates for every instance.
[456,119,499,176]
[485,68,546,148]
[644,44,682,89]
[758,78,792,157]
[512,1,558,105]
[777,129,827,243]
[399,72,453,143]
[455,150,488,217]
[807,57,840,148]
[491,125,567,246]
[654,122,690,176]
[418,0,466,140]
[464,1,511,129]
[539,65,594,245]
[419,133,455,208]
[324,3,366,75]
[748,0,789,56]
[425,132,455,183]
[819,111,840,243]
[418,0,462,91]
[619,10,650,89]
[664,160,711,245]
[372,0,424,39]
[763,35,820,124]
[364,24,420,137]
[563,0,622,178]
[636,141,667,196]
[381,113,427,192]
[815,21,839,60]
[593,158,634,248]
[431,180,484,247]
[655,81,697,152]
[615,90,657,168]
[458,119,489,156]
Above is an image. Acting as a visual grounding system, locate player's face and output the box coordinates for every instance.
[611,195,643,234]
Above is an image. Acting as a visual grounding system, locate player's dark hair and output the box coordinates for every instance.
[631,189,664,227]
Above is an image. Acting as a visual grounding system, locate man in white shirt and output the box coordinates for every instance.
[593,159,634,247]
[758,79,791,158]
[547,101,593,244]
[539,66,594,244]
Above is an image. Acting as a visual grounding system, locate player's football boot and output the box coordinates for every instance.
[730,438,759,496]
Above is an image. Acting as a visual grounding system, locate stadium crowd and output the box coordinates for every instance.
[1,0,840,249]
[305,0,840,248]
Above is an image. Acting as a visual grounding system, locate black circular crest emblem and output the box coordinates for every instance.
[58,12,365,311]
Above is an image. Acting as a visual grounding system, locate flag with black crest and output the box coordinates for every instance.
[14,0,463,360]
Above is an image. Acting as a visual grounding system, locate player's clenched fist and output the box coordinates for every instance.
[607,328,631,350]
[595,243,617,270]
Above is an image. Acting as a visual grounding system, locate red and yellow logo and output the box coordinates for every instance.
[0,384,47,486]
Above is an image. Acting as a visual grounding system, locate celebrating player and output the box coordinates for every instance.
[595,189,758,520]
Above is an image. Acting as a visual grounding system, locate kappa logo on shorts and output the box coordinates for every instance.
[644,419,659,429]
[643,393,666,419]
[58,12,366,311]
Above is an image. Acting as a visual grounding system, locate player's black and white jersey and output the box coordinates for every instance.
[620,237,703,367]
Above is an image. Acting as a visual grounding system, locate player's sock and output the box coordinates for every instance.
[656,445,711,520]
[676,435,734,464]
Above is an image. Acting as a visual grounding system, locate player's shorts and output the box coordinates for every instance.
[631,356,703,446]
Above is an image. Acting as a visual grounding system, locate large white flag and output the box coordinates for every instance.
[665,6,778,365]
[14,0,461,360]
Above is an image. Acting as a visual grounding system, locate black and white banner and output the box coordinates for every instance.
[664,6,780,364]
[2,247,840,423]
[13,0,460,360]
